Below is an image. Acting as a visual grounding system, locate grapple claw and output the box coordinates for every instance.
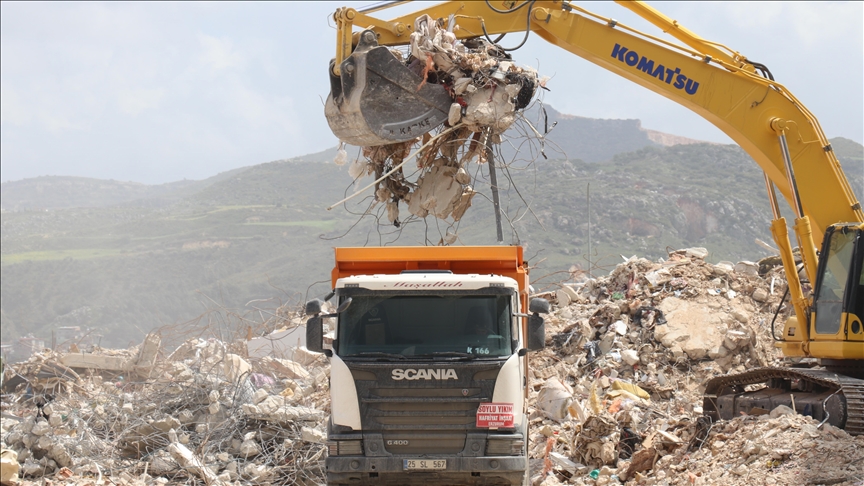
[325,30,453,147]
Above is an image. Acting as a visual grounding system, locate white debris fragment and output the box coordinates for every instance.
[537,378,573,422]
[348,157,368,180]
[169,443,225,485]
[301,427,327,444]
[334,147,348,166]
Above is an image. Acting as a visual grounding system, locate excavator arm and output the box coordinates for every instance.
[326,0,864,358]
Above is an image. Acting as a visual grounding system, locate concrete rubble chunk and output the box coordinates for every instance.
[734,261,760,276]
[224,354,252,383]
[263,357,311,381]
[620,349,640,366]
[60,353,131,371]
[30,420,51,436]
[752,287,769,302]
[36,435,54,450]
[644,268,672,287]
[713,261,734,275]
[239,439,261,458]
[242,463,274,484]
[134,333,161,375]
[0,449,20,484]
[657,297,725,360]
[683,247,709,259]
[48,444,72,469]
[247,326,306,360]
[257,395,284,415]
[548,452,581,474]
[556,289,571,307]
[291,346,323,367]
[407,165,464,220]
[168,442,224,485]
[731,309,750,323]
[723,329,750,350]
[769,404,795,418]
[300,427,327,444]
[152,416,181,433]
[561,284,581,302]
[20,458,45,478]
[178,410,194,424]
[252,388,269,405]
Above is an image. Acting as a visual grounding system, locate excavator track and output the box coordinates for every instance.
[703,367,864,436]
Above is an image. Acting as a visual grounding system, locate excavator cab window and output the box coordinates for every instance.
[850,230,864,334]
[813,227,860,335]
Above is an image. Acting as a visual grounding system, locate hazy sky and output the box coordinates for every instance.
[2,1,861,184]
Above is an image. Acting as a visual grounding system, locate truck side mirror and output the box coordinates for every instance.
[529,297,550,314]
[306,316,325,354]
[306,299,324,316]
[527,314,546,351]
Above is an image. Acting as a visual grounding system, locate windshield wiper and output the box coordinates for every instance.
[345,352,406,360]
[425,351,478,360]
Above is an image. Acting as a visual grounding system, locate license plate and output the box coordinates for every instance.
[403,459,446,470]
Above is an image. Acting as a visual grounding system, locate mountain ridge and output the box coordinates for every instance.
[1,114,861,347]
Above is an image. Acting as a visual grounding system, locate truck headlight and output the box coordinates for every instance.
[328,440,363,456]
[486,439,524,456]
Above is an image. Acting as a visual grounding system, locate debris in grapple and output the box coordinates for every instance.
[326,15,544,233]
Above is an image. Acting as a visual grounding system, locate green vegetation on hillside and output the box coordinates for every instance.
[2,136,861,347]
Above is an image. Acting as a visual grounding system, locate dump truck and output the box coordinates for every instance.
[305,246,549,485]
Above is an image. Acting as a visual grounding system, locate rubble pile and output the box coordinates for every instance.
[1,317,331,486]
[526,248,864,485]
[335,14,545,230]
[651,408,864,486]
[2,248,862,485]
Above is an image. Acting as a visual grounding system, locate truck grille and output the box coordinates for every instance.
[362,387,485,428]
[348,361,507,455]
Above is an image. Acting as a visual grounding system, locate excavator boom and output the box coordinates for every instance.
[327,1,861,243]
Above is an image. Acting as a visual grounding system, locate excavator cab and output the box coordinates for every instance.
[810,223,864,368]
[324,30,453,147]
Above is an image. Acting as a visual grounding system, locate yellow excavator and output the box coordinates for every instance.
[323,0,864,438]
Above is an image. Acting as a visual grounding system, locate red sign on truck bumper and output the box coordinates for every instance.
[476,402,514,428]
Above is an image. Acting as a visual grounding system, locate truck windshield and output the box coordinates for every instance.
[337,292,513,358]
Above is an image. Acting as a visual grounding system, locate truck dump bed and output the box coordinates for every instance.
[331,246,528,295]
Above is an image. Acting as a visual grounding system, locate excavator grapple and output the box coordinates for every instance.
[324,30,452,147]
